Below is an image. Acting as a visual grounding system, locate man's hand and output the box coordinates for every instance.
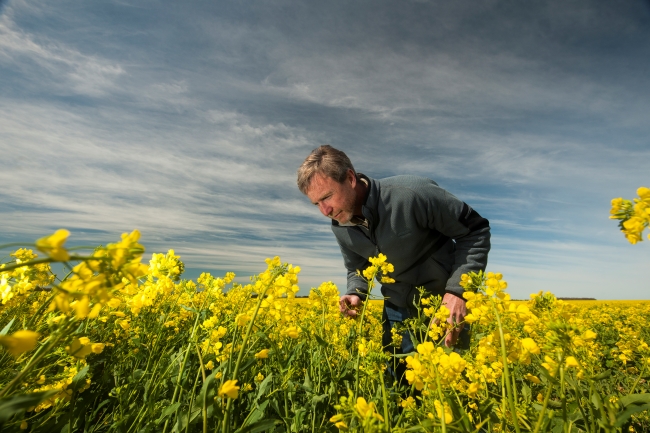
[441,292,467,347]
[339,294,362,317]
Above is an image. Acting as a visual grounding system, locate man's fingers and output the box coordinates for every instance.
[339,296,360,317]
[445,328,460,347]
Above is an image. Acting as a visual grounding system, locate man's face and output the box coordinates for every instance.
[306,170,358,224]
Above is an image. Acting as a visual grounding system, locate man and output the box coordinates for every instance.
[297,145,490,356]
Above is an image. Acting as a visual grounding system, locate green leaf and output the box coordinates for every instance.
[291,408,306,432]
[477,397,495,417]
[591,393,603,411]
[619,393,650,407]
[71,365,90,392]
[311,393,328,407]
[129,369,145,382]
[590,370,612,381]
[91,399,112,419]
[194,369,219,410]
[614,393,650,428]
[155,402,181,425]
[614,403,650,428]
[547,399,562,409]
[235,419,279,433]
[0,390,58,424]
[241,400,269,428]
[238,356,257,374]
[0,318,15,336]
[302,372,312,392]
[521,383,531,403]
[314,334,330,348]
[255,373,273,403]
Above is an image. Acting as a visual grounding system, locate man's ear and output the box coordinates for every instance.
[347,169,357,187]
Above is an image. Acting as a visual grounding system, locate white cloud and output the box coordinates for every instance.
[0,8,124,97]
[1,0,648,301]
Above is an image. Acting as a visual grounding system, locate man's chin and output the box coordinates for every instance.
[335,214,351,224]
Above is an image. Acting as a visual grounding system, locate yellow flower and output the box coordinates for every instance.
[72,296,90,319]
[235,314,250,327]
[35,229,70,261]
[521,338,540,354]
[330,414,348,430]
[638,186,650,200]
[255,372,264,382]
[254,349,269,359]
[0,330,40,357]
[91,343,105,354]
[117,319,130,330]
[68,337,93,358]
[400,396,416,409]
[565,356,579,369]
[283,326,300,339]
[88,303,102,319]
[524,373,541,384]
[354,397,384,421]
[434,400,453,424]
[205,361,215,370]
[218,380,240,399]
[107,298,121,308]
[583,330,597,341]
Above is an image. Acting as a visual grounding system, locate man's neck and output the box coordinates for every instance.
[353,175,368,216]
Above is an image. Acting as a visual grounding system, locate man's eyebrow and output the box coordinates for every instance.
[311,192,331,205]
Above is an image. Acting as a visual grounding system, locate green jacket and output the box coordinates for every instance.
[332,174,490,308]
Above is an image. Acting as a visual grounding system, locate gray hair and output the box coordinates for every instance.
[296,145,356,194]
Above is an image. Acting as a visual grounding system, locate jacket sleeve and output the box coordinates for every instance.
[418,185,491,297]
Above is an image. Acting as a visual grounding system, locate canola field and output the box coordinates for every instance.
[0,187,648,432]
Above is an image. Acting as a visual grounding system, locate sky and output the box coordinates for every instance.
[0,0,648,300]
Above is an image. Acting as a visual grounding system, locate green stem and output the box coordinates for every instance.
[566,376,589,431]
[379,368,390,431]
[434,365,447,433]
[1,257,54,273]
[221,268,282,433]
[185,369,202,433]
[628,355,648,395]
[0,242,37,251]
[25,293,56,329]
[162,305,204,433]
[559,356,567,432]
[492,303,521,433]
[354,277,376,399]
[0,250,143,273]
[532,380,554,433]
[195,346,208,433]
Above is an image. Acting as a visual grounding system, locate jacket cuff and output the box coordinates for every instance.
[444,290,466,300]
[345,287,367,301]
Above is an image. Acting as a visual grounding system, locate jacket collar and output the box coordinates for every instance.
[331,173,379,232]
[360,173,379,231]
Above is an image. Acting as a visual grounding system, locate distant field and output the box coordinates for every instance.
[293,297,650,306]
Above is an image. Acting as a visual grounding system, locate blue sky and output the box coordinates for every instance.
[0,0,648,299]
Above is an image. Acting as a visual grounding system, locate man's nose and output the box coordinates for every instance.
[319,203,332,217]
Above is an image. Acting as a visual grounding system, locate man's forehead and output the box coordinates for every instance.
[310,172,333,187]
[307,173,335,197]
